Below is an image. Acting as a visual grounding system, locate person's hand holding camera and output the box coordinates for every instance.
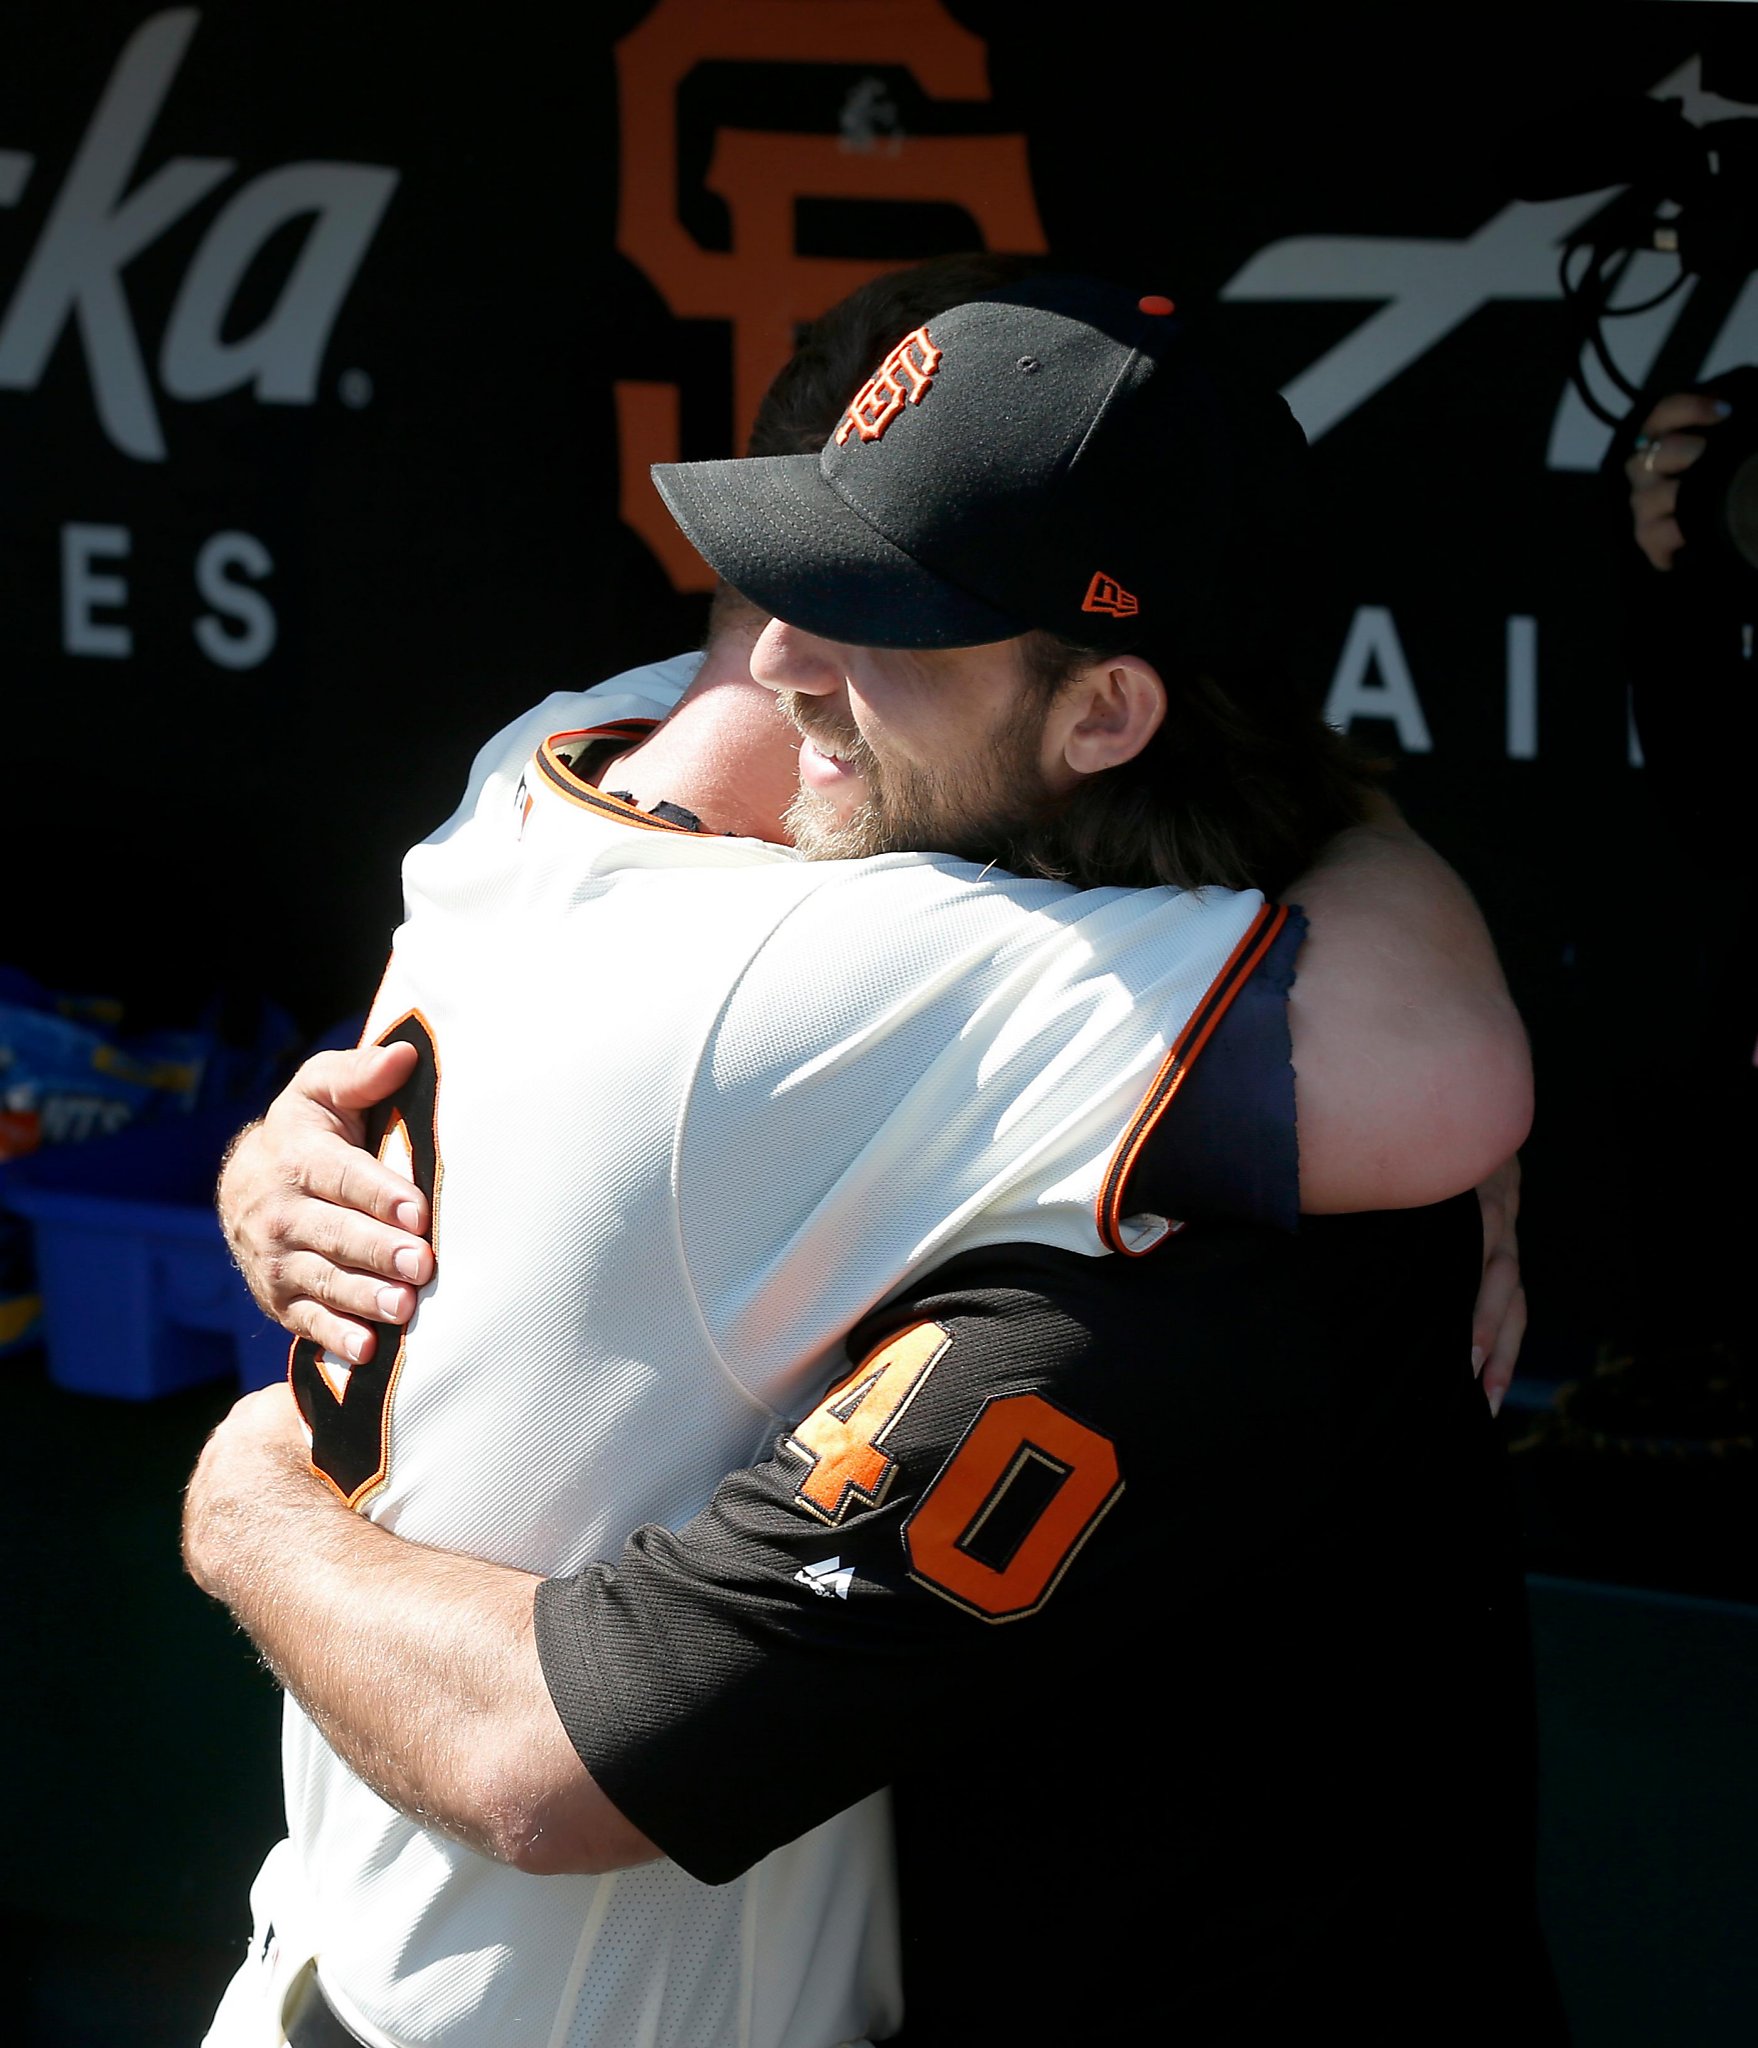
[1625,389,1732,570]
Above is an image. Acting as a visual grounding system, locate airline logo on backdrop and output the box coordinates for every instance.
[0,8,399,462]
[1220,55,1758,472]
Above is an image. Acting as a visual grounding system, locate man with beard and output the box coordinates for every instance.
[186,270,1545,2046]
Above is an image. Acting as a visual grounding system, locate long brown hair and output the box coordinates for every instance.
[999,634,1385,898]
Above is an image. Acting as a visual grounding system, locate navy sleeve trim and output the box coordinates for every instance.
[1108,904,1304,1237]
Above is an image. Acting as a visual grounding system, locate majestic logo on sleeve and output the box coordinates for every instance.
[834,325,942,445]
[794,1556,855,1599]
[1081,571,1139,619]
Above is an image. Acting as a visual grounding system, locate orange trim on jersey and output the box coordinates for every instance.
[1094,900,1290,1254]
[534,722,701,832]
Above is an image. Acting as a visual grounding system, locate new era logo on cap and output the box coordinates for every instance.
[1082,571,1139,619]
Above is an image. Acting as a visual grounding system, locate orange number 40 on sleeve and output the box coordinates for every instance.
[783,1322,1122,1623]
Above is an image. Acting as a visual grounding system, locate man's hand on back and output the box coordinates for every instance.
[218,1041,435,1361]
[1472,1154,1525,1417]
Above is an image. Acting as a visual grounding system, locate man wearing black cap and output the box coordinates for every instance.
[655,280,1287,672]
[634,274,1564,2036]
[186,271,1556,2045]
[650,277,1329,901]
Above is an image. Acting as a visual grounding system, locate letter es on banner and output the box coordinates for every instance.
[613,0,1047,591]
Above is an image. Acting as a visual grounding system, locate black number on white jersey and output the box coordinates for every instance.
[291,1012,440,1506]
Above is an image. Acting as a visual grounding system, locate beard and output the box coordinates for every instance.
[776,689,1062,868]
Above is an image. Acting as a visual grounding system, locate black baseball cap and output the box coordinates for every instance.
[651,272,1309,663]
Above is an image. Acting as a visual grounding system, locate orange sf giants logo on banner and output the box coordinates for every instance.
[613,0,1045,590]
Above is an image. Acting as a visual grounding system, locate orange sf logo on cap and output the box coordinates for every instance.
[835,326,943,445]
[1082,572,1139,619]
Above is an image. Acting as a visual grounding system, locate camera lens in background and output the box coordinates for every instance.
[1725,450,1758,571]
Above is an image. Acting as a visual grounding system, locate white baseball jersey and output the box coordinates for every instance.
[236,655,1283,2048]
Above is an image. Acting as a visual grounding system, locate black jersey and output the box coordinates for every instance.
[536,1194,1565,2041]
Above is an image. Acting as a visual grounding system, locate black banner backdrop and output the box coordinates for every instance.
[3,1,1755,1386]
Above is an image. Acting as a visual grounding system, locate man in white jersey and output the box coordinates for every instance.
[187,272,1531,2048]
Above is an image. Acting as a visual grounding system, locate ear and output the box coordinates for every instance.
[1042,655,1166,786]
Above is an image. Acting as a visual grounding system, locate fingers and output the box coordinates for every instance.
[254,1241,425,1364]
[1626,390,1729,571]
[235,1053,426,1235]
[280,1190,431,1291]
[1635,390,1729,440]
[1472,1235,1519,1354]
[1625,431,1705,492]
[1472,1242,1522,1400]
[232,1181,431,1339]
[1477,1283,1527,1418]
[1473,1154,1524,1416]
[216,1042,434,1355]
[324,1126,428,1236]
[1475,1152,1519,1253]
[302,1038,420,1119]
[244,1045,430,1237]
[273,1046,428,1226]
[1632,503,1686,575]
[220,1112,431,1272]
[281,1298,385,1367]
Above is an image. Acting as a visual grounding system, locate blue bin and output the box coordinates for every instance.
[0,1106,289,1400]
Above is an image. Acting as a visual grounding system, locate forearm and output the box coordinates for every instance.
[1287,800,1531,1211]
[182,1390,654,1875]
